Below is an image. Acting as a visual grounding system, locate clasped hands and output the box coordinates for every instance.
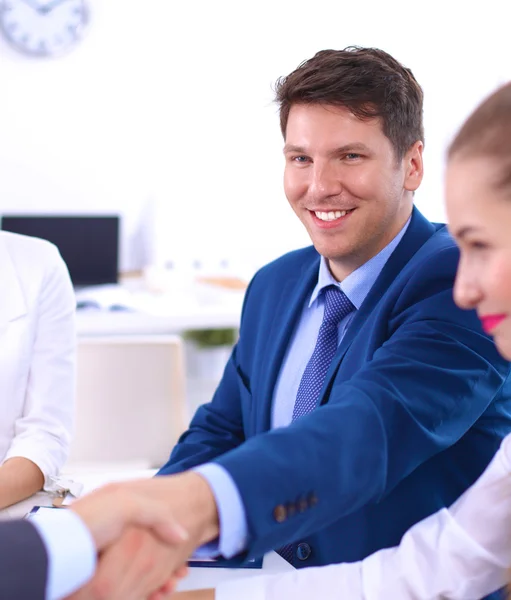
[65,471,219,600]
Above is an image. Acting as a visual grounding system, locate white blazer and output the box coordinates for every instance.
[0,231,75,484]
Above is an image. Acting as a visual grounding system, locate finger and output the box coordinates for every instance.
[109,528,181,600]
[148,592,169,600]
[148,585,173,600]
[175,564,189,579]
[153,578,177,596]
[147,579,186,600]
[91,529,155,600]
[147,563,189,600]
[71,485,190,551]
[117,493,190,546]
[154,563,189,594]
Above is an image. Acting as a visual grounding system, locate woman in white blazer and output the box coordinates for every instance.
[0,230,75,509]
[171,83,511,600]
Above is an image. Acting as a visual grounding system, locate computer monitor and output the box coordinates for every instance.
[1,215,120,287]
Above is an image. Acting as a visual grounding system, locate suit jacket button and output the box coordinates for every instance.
[296,542,311,561]
[298,497,308,513]
[273,504,287,523]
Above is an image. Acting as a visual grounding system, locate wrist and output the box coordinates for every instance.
[186,472,220,545]
[0,458,44,509]
[179,472,220,545]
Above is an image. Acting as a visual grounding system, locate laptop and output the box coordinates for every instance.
[1,215,120,288]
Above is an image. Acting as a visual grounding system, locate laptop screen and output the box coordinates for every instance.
[1,215,120,286]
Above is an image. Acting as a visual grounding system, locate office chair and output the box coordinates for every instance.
[67,335,188,469]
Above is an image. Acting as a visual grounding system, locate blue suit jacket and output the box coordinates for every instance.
[160,209,511,595]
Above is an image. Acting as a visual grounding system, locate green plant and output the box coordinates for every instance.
[184,328,237,348]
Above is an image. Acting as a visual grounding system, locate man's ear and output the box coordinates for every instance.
[403,140,424,192]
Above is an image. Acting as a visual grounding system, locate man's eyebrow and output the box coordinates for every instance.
[330,143,371,155]
[283,144,306,154]
[283,142,371,155]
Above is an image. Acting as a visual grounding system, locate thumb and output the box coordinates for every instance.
[70,488,189,550]
[120,494,190,546]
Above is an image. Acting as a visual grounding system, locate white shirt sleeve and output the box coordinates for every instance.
[3,244,76,484]
[30,509,97,600]
[217,433,511,600]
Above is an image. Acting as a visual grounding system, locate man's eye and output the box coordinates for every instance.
[345,153,361,160]
[293,156,309,163]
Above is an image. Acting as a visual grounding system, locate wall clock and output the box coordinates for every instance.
[0,0,89,58]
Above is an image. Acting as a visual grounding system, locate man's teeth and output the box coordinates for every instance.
[314,210,350,221]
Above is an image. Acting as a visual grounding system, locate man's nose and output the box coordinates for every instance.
[309,163,343,203]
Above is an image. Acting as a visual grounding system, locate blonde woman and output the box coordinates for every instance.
[0,230,75,509]
[170,82,511,600]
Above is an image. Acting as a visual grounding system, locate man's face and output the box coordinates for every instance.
[283,103,423,281]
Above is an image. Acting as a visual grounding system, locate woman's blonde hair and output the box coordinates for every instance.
[449,82,511,195]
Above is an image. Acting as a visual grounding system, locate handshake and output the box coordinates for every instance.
[65,471,219,600]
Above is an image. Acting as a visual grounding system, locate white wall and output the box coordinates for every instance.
[0,0,509,274]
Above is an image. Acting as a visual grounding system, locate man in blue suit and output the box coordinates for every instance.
[90,47,511,597]
[157,47,511,566]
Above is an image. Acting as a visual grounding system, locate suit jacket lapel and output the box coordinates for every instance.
[258,254,320,431]
[0,235,28,332]
[319,207,437,404]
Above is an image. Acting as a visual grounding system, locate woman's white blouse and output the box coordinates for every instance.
[217,433,511,600]
[0,231,75,485]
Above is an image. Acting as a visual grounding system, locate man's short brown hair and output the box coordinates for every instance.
[275,46,424,160]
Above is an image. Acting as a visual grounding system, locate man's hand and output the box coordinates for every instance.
[163,591,214,600]
[67,527,190,600]
[115,471,220,545]
[70,481,190,551]
[67,471,220,600]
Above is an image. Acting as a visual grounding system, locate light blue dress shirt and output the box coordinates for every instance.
[196,218,410,558]
[30,509,96,600]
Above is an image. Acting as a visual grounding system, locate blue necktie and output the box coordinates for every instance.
[278,285,355,564]
[293,285,355,420]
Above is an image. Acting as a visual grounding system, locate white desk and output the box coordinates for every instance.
[76,305,243,337]
[0,469,294,591]
[177,550,294,592]
[75,280,245,337]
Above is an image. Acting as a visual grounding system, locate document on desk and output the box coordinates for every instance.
[188,556,263,569]
[75,281,246,316]
[25,506,60,518]
[60,469,158,505]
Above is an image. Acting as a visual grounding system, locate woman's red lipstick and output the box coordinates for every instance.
[480,314,507,334]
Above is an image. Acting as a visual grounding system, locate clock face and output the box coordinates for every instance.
[0,0,89,57]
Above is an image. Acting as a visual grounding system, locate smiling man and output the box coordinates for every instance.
[283,102,420,281]
[158,47,511,569]
[157,46,511,571]
[88,47,511,599]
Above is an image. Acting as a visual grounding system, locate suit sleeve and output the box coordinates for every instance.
[218,435,511,600]
[0,520,48,600]
[213,247,511,558]
[157,276,261,475]
[157,346,246,474]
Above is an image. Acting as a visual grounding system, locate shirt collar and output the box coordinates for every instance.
[309,216,411,309]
